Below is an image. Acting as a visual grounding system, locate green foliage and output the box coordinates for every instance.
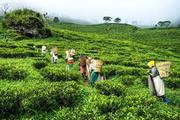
[157,21,171,27]
[53,17,60,23]
[114,17,121,23]
[0,89,22,118]
[103,65,145,78]
[97,95,122,115]
[23,81,82,112]
[165,77,180,89]
[95,80,126,96]
[0,64,27,80]
[0,81,82,118]
[41,66,81,81]
[3,9,51,38]
[51,22,137,34]
[103,16,112,22]
[0,49,38,58]
[33,60,48,69]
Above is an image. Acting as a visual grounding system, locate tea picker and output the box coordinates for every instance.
[89,59,103,85]
[147,60,171,103]
[65,50,70,62]
[42,46,46,57]
[67,57,74,71]
[78,55,88,80]
[50,47,58,64]
[70,49,76,61]
[65,56,74,80]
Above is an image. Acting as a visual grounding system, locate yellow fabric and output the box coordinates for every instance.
[147,60,155,68]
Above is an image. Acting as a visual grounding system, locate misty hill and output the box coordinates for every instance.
[59,16,93,25]
[51,22,138,34]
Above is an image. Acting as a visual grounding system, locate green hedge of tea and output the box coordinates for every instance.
[0,81,82,118]
[41,66,82,81]
[0,64,27,80]
[95,80,126,96]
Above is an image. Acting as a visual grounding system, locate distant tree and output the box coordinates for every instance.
[114,17,121,23]
[103,16,112,23]
[53,17,59,23]
[43,12,48,19]
[0,3,9,15]
[157,21,171,27]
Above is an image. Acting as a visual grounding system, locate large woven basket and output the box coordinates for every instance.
[156,61,172,78]
[94,60,103,72]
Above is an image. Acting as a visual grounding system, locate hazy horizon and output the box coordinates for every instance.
[0,0,179,26]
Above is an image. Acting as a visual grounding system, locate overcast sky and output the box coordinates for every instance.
[0,0,179,25]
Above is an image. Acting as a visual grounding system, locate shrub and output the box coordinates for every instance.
[165,77,180,89]
[95,80,126,96]
[103,65,145,78]
[118,76,136,85]
[107,91,180,120]
[41,66,81,81]
[41,67,67,81]
[3,9,51,38]
[0,64,27,80]
[0,49,38,58]
[0,81,82,117]
[33,61,48,69]
[0,88,23,118]
[23,81,82,112]
[96,95,122,114]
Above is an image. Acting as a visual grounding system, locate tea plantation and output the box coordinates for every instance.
[0,20,180,119]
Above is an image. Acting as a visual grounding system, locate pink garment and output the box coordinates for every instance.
[80,66,86,74]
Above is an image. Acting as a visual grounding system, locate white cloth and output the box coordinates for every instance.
[50,50,53,55]
[98,74,104,80]
[89,60,95,72]
[53,54,58,60]
[148,75,165,97]
[51,51,58,63]
[42,46,46,54]
[70,49,75,56]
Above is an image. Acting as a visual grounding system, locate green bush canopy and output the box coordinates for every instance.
[2,9,51,38]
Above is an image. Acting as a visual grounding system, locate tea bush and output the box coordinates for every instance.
[0,81,82,118]
[0,48,38,58]
[96,95,122,114]
[41,66,67,81]
[103,65,145,78]
[95,80,126,96]
[33,60,48,69]
[117,75,137,85]
[165,77,180,89]
[41,66,81,81]
[23,81,82,112]
[0,64,27,80]
[0,87,23,118]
